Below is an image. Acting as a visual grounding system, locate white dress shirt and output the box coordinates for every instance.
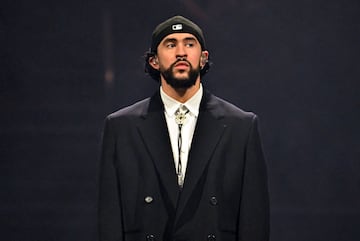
[160,84,203,185]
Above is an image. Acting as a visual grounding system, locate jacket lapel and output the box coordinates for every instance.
[175,91,227,226]
[136,90,227,226]
[136,92,180,208]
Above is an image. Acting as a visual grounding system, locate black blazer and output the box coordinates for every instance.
[98,90,269,241]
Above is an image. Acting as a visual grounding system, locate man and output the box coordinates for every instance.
[98,15,269,241]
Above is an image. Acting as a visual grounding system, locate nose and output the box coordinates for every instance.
[176,56,187,61]
[175,45,187,60]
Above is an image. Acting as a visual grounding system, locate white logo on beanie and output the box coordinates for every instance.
[172,24,183,31]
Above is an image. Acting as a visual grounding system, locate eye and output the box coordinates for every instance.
[185,42,195,47]
[166,42,176,48]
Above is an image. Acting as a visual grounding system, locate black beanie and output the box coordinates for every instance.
[150,15,206,53]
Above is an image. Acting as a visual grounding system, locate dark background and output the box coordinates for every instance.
[1,0,359,240]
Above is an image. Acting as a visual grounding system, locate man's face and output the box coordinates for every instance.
[152,33,208,89]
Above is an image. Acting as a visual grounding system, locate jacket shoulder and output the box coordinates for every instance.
[208,94,257,121]
[107,97,151,120]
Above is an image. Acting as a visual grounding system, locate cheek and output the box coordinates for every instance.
[190,59,202,68]
[189,54,202,67]
[158,57,173,68]
[158,59,170,68]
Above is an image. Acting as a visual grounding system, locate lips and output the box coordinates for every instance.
[174,61,190,68]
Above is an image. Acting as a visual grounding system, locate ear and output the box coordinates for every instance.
[149,56,159,70]
[200,51,209,68]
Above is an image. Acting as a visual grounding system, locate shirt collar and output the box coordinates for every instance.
[160,84,203,117]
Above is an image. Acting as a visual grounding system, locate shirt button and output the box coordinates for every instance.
[146,234,155,241]
[209,196,218,206]
[207,234,216,241]
[144,196,153,204]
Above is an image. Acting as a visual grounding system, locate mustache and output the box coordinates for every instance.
[171,58,192,68]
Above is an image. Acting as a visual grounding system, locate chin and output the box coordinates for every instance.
[174,76,190,81]
[174,72,190,79]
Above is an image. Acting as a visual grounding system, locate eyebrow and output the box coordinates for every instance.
[162,36,198,44]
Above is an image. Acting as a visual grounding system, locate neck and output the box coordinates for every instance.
[161,78,201,103]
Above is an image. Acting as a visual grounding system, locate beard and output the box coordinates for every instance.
[160,60,200,89]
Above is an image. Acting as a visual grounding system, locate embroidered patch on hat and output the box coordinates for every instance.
[172,24,183,30]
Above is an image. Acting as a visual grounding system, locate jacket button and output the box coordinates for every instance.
[209,196,218,205]
[207,234,216,241]
[144,196,153,204]
[146,234,155,241]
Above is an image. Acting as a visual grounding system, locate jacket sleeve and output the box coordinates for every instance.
[97,117,124,241]
[238,115,270,241]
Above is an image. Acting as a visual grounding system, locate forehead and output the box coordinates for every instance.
[160,33,199,43]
